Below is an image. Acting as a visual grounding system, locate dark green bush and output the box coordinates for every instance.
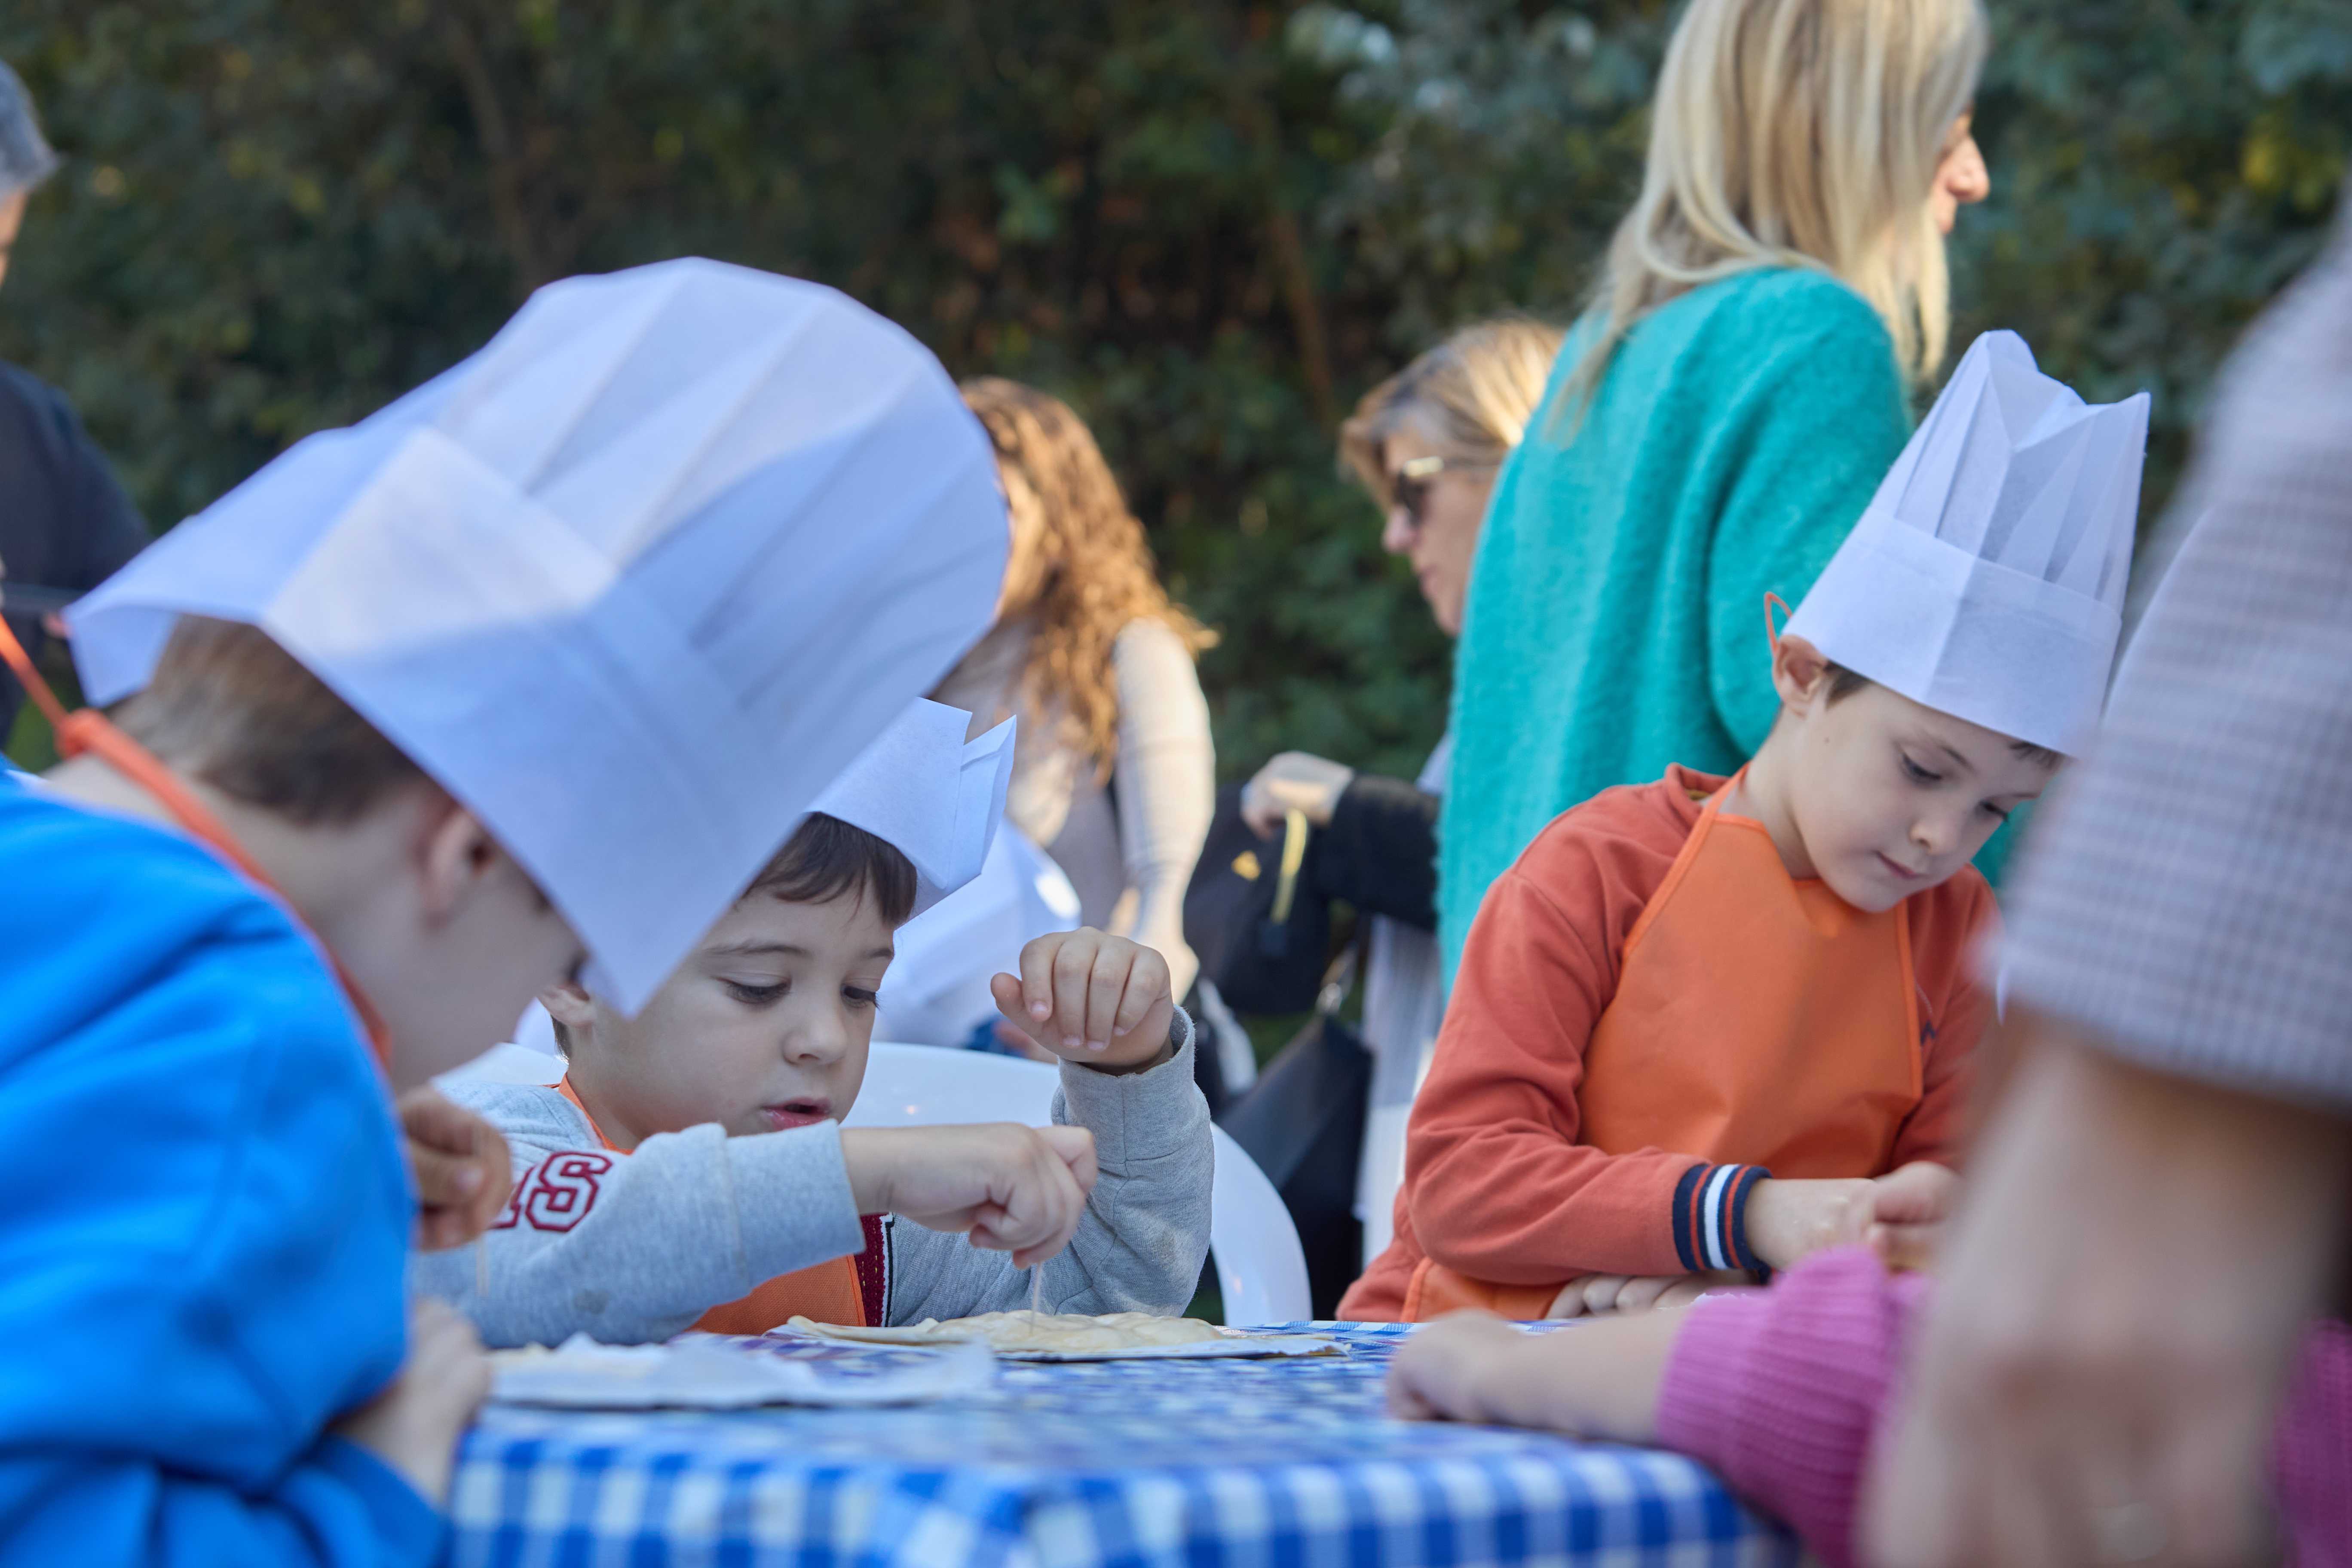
[3,0,2342,778]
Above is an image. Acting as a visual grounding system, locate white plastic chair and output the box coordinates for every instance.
[848,1042,1312,1326]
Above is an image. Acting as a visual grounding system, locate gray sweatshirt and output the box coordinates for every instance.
[413,1016,1213,1347]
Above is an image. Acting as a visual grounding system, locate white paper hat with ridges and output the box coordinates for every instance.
[68,258,1009,1012]
[809,699,1017,921]
[1782,330,2148,756]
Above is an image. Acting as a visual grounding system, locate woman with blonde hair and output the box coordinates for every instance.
[1437,0,1994,975]
[1234,315,1562,1283]
[929,378,1216,1009]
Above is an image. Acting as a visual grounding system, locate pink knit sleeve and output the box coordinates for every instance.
[1653,1248,1925,1568]
[1658,1252,2352,1566]
[2273,1320,2352,1567]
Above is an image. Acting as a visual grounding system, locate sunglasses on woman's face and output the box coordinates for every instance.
[1387,454,1491,527]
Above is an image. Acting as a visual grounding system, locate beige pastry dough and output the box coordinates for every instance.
[934,1311,1221,1352]
[792,1311,1220,1352]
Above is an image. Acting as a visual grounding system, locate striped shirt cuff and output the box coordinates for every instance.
[1672,1163,1769,1274]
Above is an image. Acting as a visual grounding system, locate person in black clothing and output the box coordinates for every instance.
[1235,317,1562,1276]
[0,57,151,742]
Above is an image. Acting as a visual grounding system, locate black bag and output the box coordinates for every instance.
[1182,784,1333,1016]
[1215,950,1371,1319]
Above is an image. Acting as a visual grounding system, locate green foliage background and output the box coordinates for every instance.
[3,0,2345,779]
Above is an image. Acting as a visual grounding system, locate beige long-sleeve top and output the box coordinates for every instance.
[931,615,1214,996]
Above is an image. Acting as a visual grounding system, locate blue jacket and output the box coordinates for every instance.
[0,779,438,1565]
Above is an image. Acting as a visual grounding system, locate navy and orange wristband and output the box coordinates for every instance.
[1671,1162,1769,1274]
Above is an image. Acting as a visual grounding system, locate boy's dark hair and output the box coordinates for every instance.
[116,616,428,824]
[1821,660,2066,769]
[749,811,918,926]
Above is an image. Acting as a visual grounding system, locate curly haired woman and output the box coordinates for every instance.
[931,379,1217,1001]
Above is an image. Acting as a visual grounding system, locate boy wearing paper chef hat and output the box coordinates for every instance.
[418,697,1212,1345]
[1342,331,2149,1323]
[0,260,1123,1562]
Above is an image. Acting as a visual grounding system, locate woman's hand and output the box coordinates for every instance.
[399,1086,514,1251]
[1863,1026,2350,1568]
[1240,752,1356,838]
[331,1297,492,1506]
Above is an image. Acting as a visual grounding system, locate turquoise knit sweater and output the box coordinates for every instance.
[1438,268,1915,976]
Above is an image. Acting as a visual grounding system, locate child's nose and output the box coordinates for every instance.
[782,1012,850,1066]
[1912,807,1967,858]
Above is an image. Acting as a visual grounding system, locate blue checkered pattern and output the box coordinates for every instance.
[450,1323,1799,1567]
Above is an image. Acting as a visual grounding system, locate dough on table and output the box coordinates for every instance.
[793,1311,1222,1352]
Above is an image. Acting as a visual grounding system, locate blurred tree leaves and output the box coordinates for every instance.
[1,0,2343,781]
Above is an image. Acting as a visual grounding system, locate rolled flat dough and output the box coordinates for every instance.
[795,1311,1222,1353]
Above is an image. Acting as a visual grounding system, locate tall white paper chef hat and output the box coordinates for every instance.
[1782,330,2148,756]
[68,258,1009,1012]
[808,699,1017,920]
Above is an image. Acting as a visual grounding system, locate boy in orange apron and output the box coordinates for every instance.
[1343,332,2150,1320]
[414,699,1214,1343]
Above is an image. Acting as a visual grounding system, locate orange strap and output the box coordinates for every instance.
[0,614,392,1065]
[1764,591,1793,652]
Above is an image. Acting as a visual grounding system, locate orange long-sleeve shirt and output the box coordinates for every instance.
[1341,767,1994,1321]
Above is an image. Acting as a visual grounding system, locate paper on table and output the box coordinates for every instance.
[491,1331,997,1409]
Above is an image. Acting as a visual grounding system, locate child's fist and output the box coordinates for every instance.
[990,928,1177,1073]
[1863,1159,1960,1274]
[1744,1176,1878,1271]
[399,1086,514,1251]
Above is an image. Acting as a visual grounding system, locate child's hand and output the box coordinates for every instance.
[1863,1160,1960,1274]
[1544,1271,1748,1317]
[1387,1313,1528,1421]
[989,928,1176,1073]
[1388,1310,1684,1444]
[1744,1176,1878,1271]
[330,1297,491,1506]
[840,1123,1100,1268]
[399,1086,514,1251]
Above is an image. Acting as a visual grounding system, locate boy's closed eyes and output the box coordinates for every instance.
[545,887,896,1150]
[1728,636,2061,916]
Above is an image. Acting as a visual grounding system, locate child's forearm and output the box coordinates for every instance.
[416,1121,863,1346]
[1387,1312,1684,1445]
[1508,1315,1682,1442]
[1409,1135,1769,1283]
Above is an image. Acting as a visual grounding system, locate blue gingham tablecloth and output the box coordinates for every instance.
[450,1322,1799,1568]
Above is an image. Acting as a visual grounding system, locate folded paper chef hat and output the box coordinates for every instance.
[808,699,1017,921]
[1782,331,2148,756]
[69,258,1008,1012]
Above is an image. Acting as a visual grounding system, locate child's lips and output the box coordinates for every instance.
[760,1100,830,1130]
[1877,852,1925,881]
